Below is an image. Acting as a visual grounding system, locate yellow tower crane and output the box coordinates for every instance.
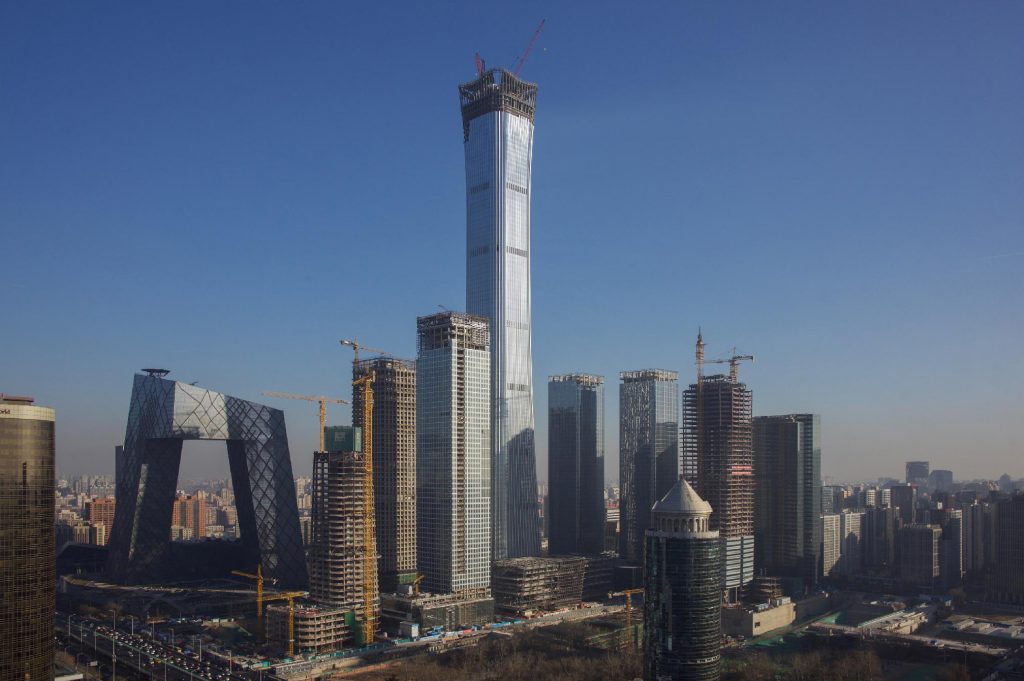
[231,565,275,637]
[261,391,350,452]
[339,338,394,645]
[262,591,309,658]
[705,347,755,383]
[608,588,645,649]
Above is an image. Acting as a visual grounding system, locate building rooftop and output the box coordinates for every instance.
[652,477,713,517]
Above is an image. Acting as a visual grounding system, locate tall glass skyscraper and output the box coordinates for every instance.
[460,69,540,559]
[619,369,679,564]
[548,374,606,556]
[416,312,492,594]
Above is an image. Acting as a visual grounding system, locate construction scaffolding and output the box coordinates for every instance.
[353,357,417,593]
[307,450,379,647]
[266,603,351,655]
[492,556,587,615]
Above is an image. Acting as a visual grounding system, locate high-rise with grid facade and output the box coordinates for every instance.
[753,414,822,587]
[416,312,491,594]
[683,374,754,597]
[354,357,416,593]
[460,69,540,559]
[618,369,679,565]
[548,374,605,556]
[0,394,55,681]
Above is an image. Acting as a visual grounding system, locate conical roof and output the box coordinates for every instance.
[651,476,713,517]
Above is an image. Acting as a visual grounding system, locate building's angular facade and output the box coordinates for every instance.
[107,373,307,588]
[548,374,605,556]
[460,69,540,559]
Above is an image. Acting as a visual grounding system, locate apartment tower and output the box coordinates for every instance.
[460,68,541,559]
[416,312,492,594]
[548,374,606,556]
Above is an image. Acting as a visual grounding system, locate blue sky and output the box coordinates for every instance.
[2,2,1022,483]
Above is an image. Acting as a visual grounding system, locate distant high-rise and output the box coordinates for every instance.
[863,506,898,573]
[644,478,721,681]
[821,513,841,578]
[838,511,865,575]
[0,394,55,681]
[619,369,679,564]
[548,374,606,556]
[307,449,378,646]
[416,312,491,594]
[353,357,417,593]
[989,493,1024,605]
[906,461,930,486]
[899,524,941,590]
[461,68,540,560]
[890,484,918,526]
[929,469,953,493]
[753,414,822,587]
[683,370,754,596]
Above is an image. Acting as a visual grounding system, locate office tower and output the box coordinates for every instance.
[821,485,844,514]
[619,369,679,564]
[863,506,898,573]
[683,372,754,596]
[548,374,606,556]
[171,494,207,539]
[990,493,1024,605]
[353,357,417,593]
[890,484,917,526]
[0,394,55,681]
[906,461,930,486]
[460,68,540,560]
[880,488,892,507]
[937,509,963,588]
[84,496,116,541]
[929,469,953,493]
[753,414,822,586]
[307,449,378,646]
[416,312,492,594]
[108,373,307,587]
[822,514,841,578]
[899,525,941,590]
[644,478,721,681]
[838,511,865,575]
[962,501,987,575]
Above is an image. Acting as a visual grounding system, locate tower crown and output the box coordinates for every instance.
[651,477,714,534]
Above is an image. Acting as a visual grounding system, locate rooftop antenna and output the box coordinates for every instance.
[512,19,546,76]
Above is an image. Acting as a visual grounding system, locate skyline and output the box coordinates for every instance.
[3,2,1023,483]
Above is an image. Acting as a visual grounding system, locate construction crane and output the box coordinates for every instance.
[512,19,546,76]
[340,338,395,645]
[261,391,349,452]
[705,347,755,383]
[231,565,277,637]
[262,591,308,658]
[475,52,485,76]
[608,588,644,648]
[411,574,424,596]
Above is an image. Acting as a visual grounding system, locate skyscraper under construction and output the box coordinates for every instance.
[683,333,754,598]
[353,357,416,593]
[461,68,541,559]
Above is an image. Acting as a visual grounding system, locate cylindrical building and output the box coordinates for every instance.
[644,477,721,681]
[0,394,55,681]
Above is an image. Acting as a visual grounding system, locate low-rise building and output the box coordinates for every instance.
[379,590,494,635]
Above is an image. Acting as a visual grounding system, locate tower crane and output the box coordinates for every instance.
[231,564,277,638]
[261,391,350,452]
[705,347,755,383]
[262,591,309,658]
[608,588,644,648]
[339,338,397,645]
[512,19,546,76]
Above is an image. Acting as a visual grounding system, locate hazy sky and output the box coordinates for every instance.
[2,2,1022,484]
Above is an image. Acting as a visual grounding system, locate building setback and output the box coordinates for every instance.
[416,312,491,595]
[618,369,679,564]
[753,414,822,587]
[644,478,722,681]
[353,357,417,593]
[548,374,605,556]
[683,371,754,596]
[461,68,541,560]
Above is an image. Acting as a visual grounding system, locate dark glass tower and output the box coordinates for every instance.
[619,370,679,564]
[644,478,721,681]
[753,414,822,587]
[548,374,605,556]
[0,395,55,681]
[461,69,540,559]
